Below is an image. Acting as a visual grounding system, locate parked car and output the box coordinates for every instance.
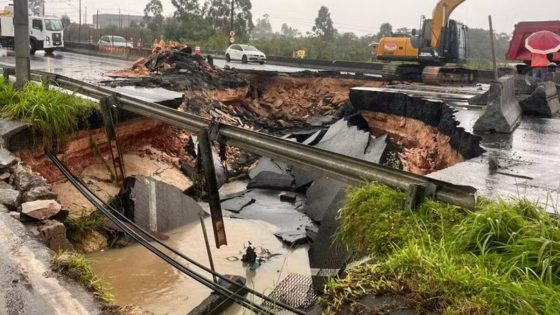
[97,35,133,48]
[225,44,266,64]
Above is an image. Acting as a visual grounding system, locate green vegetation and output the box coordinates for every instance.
[0,79,98,149]
[64,211,106,243]
[52,251,114,303]
[325,183,560,314]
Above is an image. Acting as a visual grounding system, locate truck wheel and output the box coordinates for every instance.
[45,48,54,55]
[225,54,231,62]
[30,41,36,56]
[242,55,248,64]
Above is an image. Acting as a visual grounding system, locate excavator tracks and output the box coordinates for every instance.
[382,64,477,85]
[422,66,478,85]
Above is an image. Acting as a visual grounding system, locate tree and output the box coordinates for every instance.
[61,15,71,28]
[204,0,254,42]
[313,6,335,40]
[144,0,164,34]
[395,27,410,35]
[281,23,300,38]
[377,23,393,38]
[171,0,200,19]
[28,0,42,15]
[253,14,272,40]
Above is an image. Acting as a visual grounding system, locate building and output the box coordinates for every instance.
[92,14,143,29]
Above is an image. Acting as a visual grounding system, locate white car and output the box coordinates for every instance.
[97,35,133,48]
[225,44,266,64]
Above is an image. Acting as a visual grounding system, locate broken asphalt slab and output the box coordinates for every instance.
[221,188,316,246]
[248,157,290,179]
[121,176,207,233]
[304,178,348,223]
[247,171,295,191]
[220,196,255,213]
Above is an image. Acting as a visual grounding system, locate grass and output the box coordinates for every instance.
[0,79,98,149]
[325,183,560,314]
[64,210,106,243]
[52,251,114,304]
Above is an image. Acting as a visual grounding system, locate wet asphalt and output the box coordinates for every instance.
[0,212,103,315]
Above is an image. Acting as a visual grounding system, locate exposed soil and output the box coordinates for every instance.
[361,112,465,175]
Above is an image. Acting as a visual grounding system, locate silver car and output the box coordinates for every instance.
[225,44,266,64]
[97,35,133,48]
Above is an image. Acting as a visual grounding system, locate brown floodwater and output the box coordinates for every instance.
[88,215,311,314]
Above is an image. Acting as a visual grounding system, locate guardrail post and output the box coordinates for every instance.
[100,96,127,185]
[198,126,227,248]
[405,183,437,210]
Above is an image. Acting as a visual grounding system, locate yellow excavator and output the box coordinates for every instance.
[377,0,476,85]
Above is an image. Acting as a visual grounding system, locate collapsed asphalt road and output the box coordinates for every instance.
[0,211,103,315]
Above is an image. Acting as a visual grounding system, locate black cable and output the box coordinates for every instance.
[46,152,275,315]
[48,151,306,315]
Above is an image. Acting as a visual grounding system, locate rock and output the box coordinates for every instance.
[0,189,20,210]
[38,220,73,251]
[21,200,62,221]
[22,186,58,203]
[0,204,8,213]
[0,181,13,190]
[247,171,295,191]
[0,172,10,182]
[73,230,108,253]
[12,166,48,192]
[0,149,16,169]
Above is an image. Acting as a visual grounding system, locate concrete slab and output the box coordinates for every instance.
[122,176,206,233]
[308,188,352,293]
[473,76,522,134]
[305,178,348,223]
[520,81,560,117]
[0,119,33,151]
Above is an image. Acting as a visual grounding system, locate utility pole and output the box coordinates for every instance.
[119,9,121,30]
[488,15,498,80]
[42,0,45,16]
[230,0,234,32]
[78,0,82,42]
[96,10,99,30]
[14,0,31,89]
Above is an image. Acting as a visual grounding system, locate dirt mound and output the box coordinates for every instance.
[109,41,247,92]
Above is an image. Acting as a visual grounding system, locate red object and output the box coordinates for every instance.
[507,21,560,63]
[525,30,560,54]
[531,53,550,68]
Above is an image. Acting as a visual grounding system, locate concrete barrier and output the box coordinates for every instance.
[520,81,560,117]
[473,75,522,134]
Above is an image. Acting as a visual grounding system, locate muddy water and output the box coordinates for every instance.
[88,216,310,314]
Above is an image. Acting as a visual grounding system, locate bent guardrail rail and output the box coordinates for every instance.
[0,65,478,209]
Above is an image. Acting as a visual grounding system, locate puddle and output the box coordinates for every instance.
[88,217,310,314]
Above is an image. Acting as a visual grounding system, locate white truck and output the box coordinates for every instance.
[0,6,64,55]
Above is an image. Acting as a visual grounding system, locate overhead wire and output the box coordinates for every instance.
[46,151,276,315]
[46,150,306,315]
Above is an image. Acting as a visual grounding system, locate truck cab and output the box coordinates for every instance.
[0,6,64,55]
[29,17,64,54]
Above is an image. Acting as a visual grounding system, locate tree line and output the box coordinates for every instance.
[59,0,512,66]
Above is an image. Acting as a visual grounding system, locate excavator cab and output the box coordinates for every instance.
[418,19,468,65]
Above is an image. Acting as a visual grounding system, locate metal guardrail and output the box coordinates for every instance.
[1,65,478,209]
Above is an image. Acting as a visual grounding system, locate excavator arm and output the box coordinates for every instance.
[430,0,466,49]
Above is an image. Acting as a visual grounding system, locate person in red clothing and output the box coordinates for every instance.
[531,53,549,87]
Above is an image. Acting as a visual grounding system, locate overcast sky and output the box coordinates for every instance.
[36,0,560,35]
